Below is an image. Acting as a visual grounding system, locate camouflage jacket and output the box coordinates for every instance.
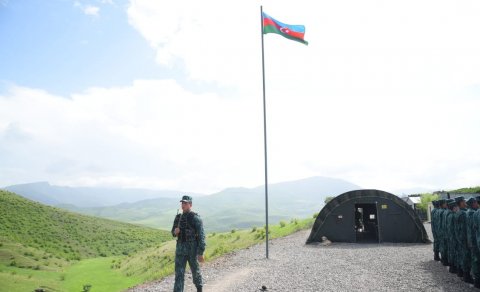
[454,208,468,249]
[466,208,477,248]
[171,211,206,256]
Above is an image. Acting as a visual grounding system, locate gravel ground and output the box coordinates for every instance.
[127,224,476,292]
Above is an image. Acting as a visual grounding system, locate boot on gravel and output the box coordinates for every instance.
[196,286,202,292]
[434,252,440,261]
[449,265,457,273]
[457,268,464,277]
[464,273,474,284]
[474,278,480,288]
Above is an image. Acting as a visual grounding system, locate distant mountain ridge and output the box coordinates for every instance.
[4,181,206,207]
[19,176,360,231]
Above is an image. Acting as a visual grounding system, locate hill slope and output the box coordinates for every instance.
[0,190,171,262]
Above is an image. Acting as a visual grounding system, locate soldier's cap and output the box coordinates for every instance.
[447,199,456,208]
[437,199,446,205]
[466,197,477,207]
[454,196,465,203]
[432,200,438,207]
[180,195,192,203]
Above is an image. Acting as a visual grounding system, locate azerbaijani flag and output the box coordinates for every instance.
[262,12,308,45]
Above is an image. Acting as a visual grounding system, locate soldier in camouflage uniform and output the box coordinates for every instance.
[446,199,458,273]
[431,200,440,261]
[466,197,479,285]
[171,195,206,292]
[454,196,471,281]
[438,200,450,266]
[436,199,448,265]
[473,196,480,288]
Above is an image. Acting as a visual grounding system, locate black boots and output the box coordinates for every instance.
[449,265,457,273]
[464,273,474,284]
[196,286,202,292]
[434,252,440,261]
[475,278,480,289]
[457,268,464,277]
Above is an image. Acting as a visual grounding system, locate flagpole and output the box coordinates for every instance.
[260,5,269,259]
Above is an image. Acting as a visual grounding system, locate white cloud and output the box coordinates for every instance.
[83,5,100,16]
[2,0,480,193]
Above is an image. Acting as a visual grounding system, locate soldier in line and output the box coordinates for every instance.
[473,197,480,288]
[446,198,459,273]
[171,195,206,292]
[431,200,440,261]
[466,197,479,287]
[437,200,450,266]
[454,196,472,282]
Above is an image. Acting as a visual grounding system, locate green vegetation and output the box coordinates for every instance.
[324,196,334,204]
[0,189,315,291]
[0,190,170,292]
[0,190,170,260]
[418,193,440,211]
[118,217,314,283]
[450,186,480,194]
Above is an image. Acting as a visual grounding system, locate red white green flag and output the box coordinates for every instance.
[262,12,308,45]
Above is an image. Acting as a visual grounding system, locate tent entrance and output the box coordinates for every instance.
[355,203,379,243]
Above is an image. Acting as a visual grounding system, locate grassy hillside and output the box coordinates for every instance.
[0,189,315,291]
[0,190,171,291]
[0,190,171,260]
[450,186,480,194]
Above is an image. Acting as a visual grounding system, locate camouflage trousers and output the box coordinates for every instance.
[472,247,480,280]
[440,237,448,263]
[460,245,471,273]
[433,237,440,252]
[448,238,457,267]
[173,252,202,292]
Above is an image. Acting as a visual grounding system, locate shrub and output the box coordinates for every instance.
[251,226,257,233]
[279,221,286,228]
[231,229,236,233]
[83,284,92,292]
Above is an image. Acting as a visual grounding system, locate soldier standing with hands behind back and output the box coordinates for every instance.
[172,195,206,292]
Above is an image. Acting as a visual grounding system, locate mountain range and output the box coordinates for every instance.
[4,176,361,231]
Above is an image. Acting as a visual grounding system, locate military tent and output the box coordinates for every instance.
[306,189,429,244]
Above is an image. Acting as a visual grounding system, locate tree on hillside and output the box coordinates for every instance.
[324,196,335,204]
[418,193,439,211]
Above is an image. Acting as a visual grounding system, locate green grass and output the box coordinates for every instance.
[63,257,141,292]
[0,190,171,262]
[0,189,316,291]
[0,190,171,292]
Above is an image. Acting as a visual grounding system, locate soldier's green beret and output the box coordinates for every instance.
[454,196,465,203]
[466,197,477,207]
[180,195,193,203]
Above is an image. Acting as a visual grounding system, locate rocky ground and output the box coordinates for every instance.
[127,224,476,291]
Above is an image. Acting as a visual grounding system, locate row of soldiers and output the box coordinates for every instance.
[431,196,480,288]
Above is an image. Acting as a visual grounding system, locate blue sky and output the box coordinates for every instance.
[0,0,170,95]
[1,0,480,194]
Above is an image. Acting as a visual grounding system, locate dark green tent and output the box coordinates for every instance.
[306,189,429,244]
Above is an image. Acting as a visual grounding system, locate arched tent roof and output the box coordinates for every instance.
[306,189,429,244]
